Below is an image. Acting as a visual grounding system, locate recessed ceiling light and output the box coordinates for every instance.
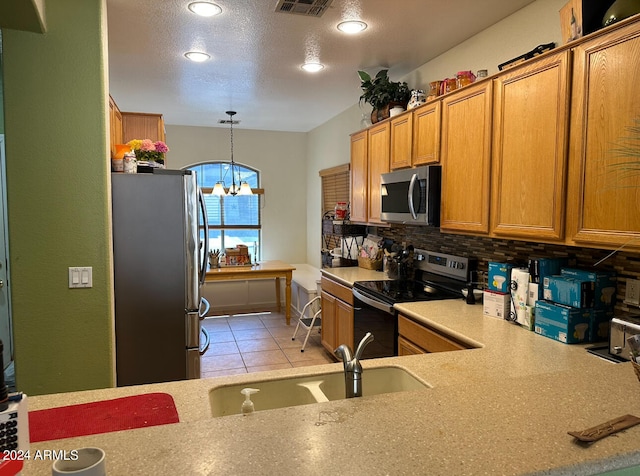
[337,20,367,34]
[188,2,222,17]
[301,62,324,73]
[184,51,211,62]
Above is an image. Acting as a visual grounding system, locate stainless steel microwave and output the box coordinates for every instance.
[380,165,441,225]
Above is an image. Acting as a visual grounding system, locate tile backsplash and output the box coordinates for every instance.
[375,224,640,315]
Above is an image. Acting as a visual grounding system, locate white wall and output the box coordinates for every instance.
[305,0,567,268]
[166,124,308,263]
[305,105,363,268]
[403,0,567,87]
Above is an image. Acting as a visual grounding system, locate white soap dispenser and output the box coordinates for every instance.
[240,388,260,415]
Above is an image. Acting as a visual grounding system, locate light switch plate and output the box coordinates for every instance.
[68,267,92,288]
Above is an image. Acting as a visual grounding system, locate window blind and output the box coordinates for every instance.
[319,164,350,253]
[319,164,350,216]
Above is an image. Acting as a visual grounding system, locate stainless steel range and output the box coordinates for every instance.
[352,250,475,359]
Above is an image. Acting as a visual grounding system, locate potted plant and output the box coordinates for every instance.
[358,69,411,123]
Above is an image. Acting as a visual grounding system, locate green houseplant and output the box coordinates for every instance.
[358,69,411,123]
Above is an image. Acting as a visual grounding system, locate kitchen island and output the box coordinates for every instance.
[21,268,640,475]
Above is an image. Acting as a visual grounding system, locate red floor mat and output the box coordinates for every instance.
[28,392,179,442]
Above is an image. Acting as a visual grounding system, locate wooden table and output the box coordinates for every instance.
[205,261,296,324]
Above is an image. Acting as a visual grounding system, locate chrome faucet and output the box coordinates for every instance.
[334,332,374,398]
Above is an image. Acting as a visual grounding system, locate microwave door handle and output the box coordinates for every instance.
[198,188,209,286]
[408,173,418,220]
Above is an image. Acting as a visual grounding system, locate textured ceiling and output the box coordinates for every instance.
[107,0,536,132]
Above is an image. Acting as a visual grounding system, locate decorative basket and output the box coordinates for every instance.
[632,360,640,383]
[358,256,383,271]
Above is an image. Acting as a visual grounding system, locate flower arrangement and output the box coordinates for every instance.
[127,139,169,164]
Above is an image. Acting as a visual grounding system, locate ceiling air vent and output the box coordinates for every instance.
[275,0,334,17]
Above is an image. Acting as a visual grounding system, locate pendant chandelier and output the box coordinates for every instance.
[211,111,253,196]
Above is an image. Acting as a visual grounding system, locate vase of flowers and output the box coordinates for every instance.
[127,139,169,167]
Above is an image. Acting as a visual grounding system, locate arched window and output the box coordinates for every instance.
[186,162,262,261]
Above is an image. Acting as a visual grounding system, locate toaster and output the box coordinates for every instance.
[609,316,640,360]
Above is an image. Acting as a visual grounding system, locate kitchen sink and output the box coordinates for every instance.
[209,366,431,417]
[318,366,431,401]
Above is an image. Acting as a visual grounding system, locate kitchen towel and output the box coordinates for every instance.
[28,392,179,442]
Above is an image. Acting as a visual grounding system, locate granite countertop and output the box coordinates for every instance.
[20,267,640,475]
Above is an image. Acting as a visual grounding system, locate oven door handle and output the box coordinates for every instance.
[353,288,395,315]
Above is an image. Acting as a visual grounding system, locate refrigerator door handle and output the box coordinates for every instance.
[200,327,210,355]
[198,188,209,286]
[199,296,210,320]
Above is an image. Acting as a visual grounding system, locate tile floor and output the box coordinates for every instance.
[200,310,335,379]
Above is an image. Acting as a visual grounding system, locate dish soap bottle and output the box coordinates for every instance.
[240,388,260,415]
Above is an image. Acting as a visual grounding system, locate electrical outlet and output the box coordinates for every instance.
[624,278,640,306]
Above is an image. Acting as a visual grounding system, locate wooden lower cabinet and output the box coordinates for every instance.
[397,314,468,354]
[320,277,354,354]
[398,335,426,355]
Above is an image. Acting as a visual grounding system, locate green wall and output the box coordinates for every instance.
[2,0,114,395]
[0,31,4,135]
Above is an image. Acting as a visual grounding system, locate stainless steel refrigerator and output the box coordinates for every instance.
[112,169,209,386]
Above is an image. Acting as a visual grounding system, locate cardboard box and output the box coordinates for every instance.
[527,283,539,307]
[530,257,569,299]
[483,290,511,320]
[590,308,614,342]
[488,262,514,293]
[524,305,536,331]
[560,268,616,309]
[559,0,617,44]
[543,275,595,308]
[560,0,583,43]
[534,300,591,344]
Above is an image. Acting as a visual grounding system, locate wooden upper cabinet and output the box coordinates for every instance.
[566,20,640,250]
[491,50,571,242]
[350,130,369,223]
[440,81,493,234]
[368,122,390,224]
[121,112,166,143]
[412,101,441,166]
[108,95,123,158]
[390,113,413,170]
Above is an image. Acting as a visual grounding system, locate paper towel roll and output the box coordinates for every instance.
[510,268,530,326]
